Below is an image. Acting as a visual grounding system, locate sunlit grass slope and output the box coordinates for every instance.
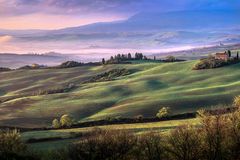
[0,60,240,127]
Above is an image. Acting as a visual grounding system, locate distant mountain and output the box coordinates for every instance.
[54,10,240,33]
[0,10,240,56]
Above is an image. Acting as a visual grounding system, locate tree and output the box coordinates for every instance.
[154,56,156,60]
[227,50,231,57]
[237,52,239,60]
[156,107,171,118]
[135,53,143,60]
[102,58,105,65]
[60,114,74,127]
[128,53,131,60]
[139,53,143,60]
[166,56,176,62]
[52,118,61,128]
[110,56,114,61]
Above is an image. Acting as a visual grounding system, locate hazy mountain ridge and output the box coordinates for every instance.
[0,53,70,68]
[0,10,240,55]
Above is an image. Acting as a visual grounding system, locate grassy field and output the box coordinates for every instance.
[1,60,240,127]
[22,118,198,150]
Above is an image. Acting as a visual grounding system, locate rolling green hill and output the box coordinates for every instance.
[0,60,240,127]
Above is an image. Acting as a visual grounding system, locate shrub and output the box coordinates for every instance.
[199,113,229,160]
[68,130,137,160]
[233,95,240,107]
[59,61,83,68]
[0,129,28,159]
[86,68,131,83]
[134,115,144,122]
[196,108,209,118]
[52,119,61,128]
[156,107,170,119]
[227,109,240,159]
[60,114,74,127]
[137,132,166,160]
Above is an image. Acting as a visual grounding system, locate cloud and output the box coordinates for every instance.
[0,35,12,43]
[0,0,140,16]
[1,0,239,17]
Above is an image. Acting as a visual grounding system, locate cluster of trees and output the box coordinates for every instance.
[193,51,240,70]
[52,114,75,128]
[193,55,229,70]
[102,54,183,65]
[103,53,146,64]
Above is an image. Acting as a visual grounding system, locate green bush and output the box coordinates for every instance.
[60,114,74,127]
[52,118,61,128]
[156,107,170,118]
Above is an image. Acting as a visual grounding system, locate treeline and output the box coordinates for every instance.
[0,54,185,72]
[103,53,146,64]
[0,67,11,72]
[103,53,184,64]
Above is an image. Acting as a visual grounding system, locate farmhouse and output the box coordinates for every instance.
[215,52,231,61]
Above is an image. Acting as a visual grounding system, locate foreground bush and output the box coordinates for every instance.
[68,130,137,160]
[136,132,166,160]
[0,129,36,160]
[233,95,240,107]
[167,125,202,160]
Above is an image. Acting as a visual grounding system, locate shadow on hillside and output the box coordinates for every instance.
[108,85,132,97]
[0,89,6,96]
[146,80,168,90]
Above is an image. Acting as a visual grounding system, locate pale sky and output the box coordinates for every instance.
[0,0,239,30]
